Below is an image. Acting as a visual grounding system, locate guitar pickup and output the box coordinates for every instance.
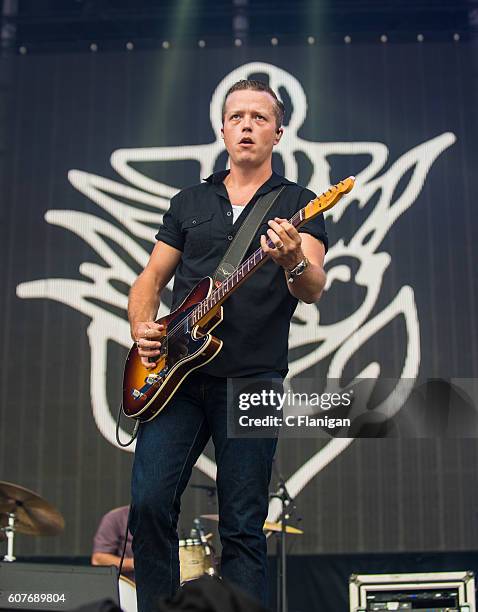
[146,374,161,385]
[131,388,145,400]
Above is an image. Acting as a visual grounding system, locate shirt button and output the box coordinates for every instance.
[192,219,197,224]
[228,235,233,241]
[227,211,232,216]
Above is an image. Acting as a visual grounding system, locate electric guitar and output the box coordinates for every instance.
[122,176,355,422]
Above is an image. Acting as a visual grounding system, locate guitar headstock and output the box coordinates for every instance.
[304,176,355,220]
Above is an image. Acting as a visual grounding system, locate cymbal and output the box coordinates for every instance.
[263,521,303,535]
[0,481,64,536]
[200,514,303,535]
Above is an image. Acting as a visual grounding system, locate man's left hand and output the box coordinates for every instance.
[260,217,303,270]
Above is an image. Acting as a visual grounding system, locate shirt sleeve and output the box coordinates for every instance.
[155,193,184,251]
[92,511,121,555]
[297,188,329,253]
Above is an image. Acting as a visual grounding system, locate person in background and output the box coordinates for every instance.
[92,505,134,582]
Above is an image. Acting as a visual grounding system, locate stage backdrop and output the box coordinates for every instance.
[0,40,477,558]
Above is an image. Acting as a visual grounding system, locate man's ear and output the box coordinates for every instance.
[221,127,224,139]
[274,127,283,145]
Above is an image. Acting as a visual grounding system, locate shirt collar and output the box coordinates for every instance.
[203,170,293,199]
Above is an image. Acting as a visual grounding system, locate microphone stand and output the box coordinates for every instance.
[269,477,295,612]
[2,512,17,562]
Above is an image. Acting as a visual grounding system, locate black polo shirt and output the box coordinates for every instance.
[156,170,328,378]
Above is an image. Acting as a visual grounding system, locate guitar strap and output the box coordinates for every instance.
[213,185,286,286]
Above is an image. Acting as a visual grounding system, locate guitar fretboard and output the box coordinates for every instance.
[189,208,304,325]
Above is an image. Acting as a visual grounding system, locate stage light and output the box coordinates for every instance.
[271,37,278,46]
[380,34,388,43]
[234,38,242,47]
[417,34,424,42]
[233,0,249,41]
[90,42,98,52]
[344,35,352,44]
[453,33,460,41]
[19,45,27,55]
[198,39,206,48]
[307,36,315,45]
[142,0,192,147]
[126,41,134,51]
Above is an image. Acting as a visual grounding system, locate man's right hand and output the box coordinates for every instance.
[132,321,164,369]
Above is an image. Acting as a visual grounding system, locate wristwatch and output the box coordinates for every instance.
[287,257,309,283]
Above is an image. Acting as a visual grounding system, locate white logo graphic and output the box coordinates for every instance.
[16,62,455,522]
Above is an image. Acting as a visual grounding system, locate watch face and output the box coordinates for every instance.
[288,258,308,278]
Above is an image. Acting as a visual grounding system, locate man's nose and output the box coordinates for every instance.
[242,116,252,130]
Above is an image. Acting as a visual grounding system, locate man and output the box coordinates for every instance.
[128,79,328,611]
[91,505,134,582]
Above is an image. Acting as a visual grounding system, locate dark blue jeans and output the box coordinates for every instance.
[129,371,280,612]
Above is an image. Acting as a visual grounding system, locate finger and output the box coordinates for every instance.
[268,219,286,236]
[142,327,164,339]
[274,218,296,234]
[266,228,280,242]
[139,322,164,333]
[260,234,271,252]
[145,322,164,331]
[267,228,286,250]
[138,348,162,358]
[136,333,161,346]
[137,338,162,349]
[134,322,164,338]
[141,357,157,369]
[271,218,298,241]
[140,353,156,365]
[268,222,293,247]
[136,345,161,357]
[285,226,301,245]
[261,233,278,253]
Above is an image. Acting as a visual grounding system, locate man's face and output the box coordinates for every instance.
[221,90,282,168]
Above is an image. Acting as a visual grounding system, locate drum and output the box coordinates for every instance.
[179,537,215,583]
[118,575,137,612]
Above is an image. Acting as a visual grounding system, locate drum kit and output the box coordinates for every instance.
[179,518,217,584]
[0,480,302,612]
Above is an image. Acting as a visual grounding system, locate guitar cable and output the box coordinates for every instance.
[115,418,136,586]
[117,504,133,584]
[115,402,141,447]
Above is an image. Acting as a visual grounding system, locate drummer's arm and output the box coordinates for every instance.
[91,552,134,572]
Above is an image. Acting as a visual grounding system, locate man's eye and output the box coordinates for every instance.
[256,115,265,120]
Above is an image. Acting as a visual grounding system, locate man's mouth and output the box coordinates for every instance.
[239,137,254,145]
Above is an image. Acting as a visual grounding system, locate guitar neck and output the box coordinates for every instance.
[202,209,303,309]
[190,176,355,324]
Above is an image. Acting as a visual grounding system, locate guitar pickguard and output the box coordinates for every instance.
[130,305,209,401]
